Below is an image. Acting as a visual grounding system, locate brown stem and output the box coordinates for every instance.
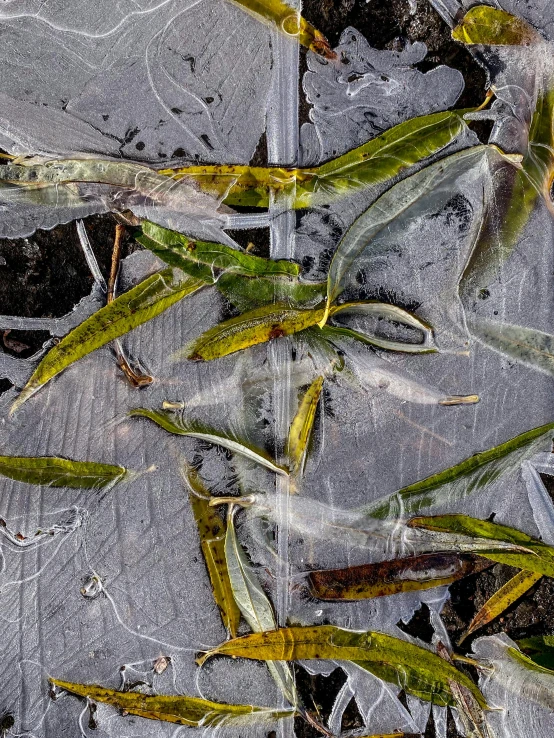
[108,223,153,388]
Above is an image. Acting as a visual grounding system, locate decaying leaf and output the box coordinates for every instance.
[286,375,324,476]
[130,408,288,476]
[408,514,554,577]
[461,569,542,643]
[183,303,326,361]
[368,422,554,518]
[137,221,299,281]
[50,678,294,726]
[452,6,541,46]
[0,455,126,488]
[185,468,241,638]
[225,506,297,706]
[308,553,492,601]
[11,269,206,413]
[198,625,488,708]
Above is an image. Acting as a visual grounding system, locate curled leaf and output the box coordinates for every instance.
[11,268,206,413]
[185,469,241,638]
[0,456,126,488]
[408,514,554,577]
[199,625,487,708]
[308,553,492,601]
[368,422,554,518]
[50,678,293,726]
[183,303,325,361]
[138,221,299,280]
[287,375,324,476]
[130,408,288,476]
[452,6,541,46]
[461,569,542,643]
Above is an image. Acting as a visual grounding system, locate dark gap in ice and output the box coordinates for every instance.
[397,603,434,643]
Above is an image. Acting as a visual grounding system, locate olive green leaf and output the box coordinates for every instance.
[326,301,437,354]
[0,456,126,489]
[11,268,206,413]
[460,570,542,643]
[130,408,288,476]
[216,273,326,312]
[185,468,241,638]
[452,6,541,46]
[470,319,554,378]
[287,375,324,476]
[324,145,496,312]
[50,678,294,726]
[225,506,297,706]
[408,514,554,577]
[517,635,554,670]
[198,625,487,708]
[182,303,326,362]
[367,422,554,518]
[162,110,472,209]
[137,221,299,280]
[308,553,492,601]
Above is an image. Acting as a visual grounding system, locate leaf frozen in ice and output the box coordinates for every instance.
[368,422,554,518]
[11,268,206,412]
[0,456,126,489]
[470,319,554,378]
[199,625,488,708]
[185,467,241,638]
[286,375,324,476]
[452,6,541,46]
[50,678,294,726]
[130,408,288,476]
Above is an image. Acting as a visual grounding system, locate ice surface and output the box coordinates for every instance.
[1,0,554,736]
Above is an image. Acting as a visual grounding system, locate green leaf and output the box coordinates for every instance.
[452,6,540,46]
[50,678,293,727]
[367,422,554,518]
[325,145,495,309]
[225,506,297,705]
[327,301,437,353]
[198,625,487,708]
[470,319,554,377]
[408,514,554,577]
[11,268,206,413]
[461,569,542,642]
[182,303,326,361]
[130,408,288,476]
[0,455,126,488]
[185,468,241,638]
[287,375,324,476]
[216,273,326,311]
[138,221,299,280]
[517,635,554,670]
[308,553,492,601]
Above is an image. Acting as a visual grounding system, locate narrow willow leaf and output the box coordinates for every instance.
[327,301,437,353]
[216,273,326,312]
[130,408,288,476]
[229,0,335,58]
[162,110,470,209]
[452,6,541,46]
[11,268,206,413]
[198,625,487,708]
[50,678,293,726]
[287,375,324,476]
[225,507,297,706]
[408,514,554,577]
[517,635,554,670]
[138,221,299,280]
[308,553,492,601]
[470,319,554,377]
[0,456,126,488]
[367,422,554,518]
[325,145,495,309]
[185,469,241,638]
[183,303,325,362]
[461,570,542,642]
